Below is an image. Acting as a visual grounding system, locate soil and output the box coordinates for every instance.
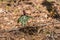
[0,0,60,40]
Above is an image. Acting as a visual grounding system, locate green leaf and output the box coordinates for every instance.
[18,15,31,26]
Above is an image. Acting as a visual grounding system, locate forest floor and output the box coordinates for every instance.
[0,0,60,40]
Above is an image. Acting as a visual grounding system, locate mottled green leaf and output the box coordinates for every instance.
[18,15,31,26]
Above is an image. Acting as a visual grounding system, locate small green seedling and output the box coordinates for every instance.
[18,15,31,26]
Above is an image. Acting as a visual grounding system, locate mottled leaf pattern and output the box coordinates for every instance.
[18,15,31,26]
